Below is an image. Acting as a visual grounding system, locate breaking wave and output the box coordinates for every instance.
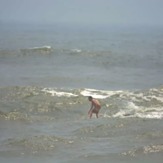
[0,86,163,122]
[20,45,53,54]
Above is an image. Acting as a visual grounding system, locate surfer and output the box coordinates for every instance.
[88,96,101,118]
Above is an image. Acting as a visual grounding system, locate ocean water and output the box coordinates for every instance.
[0,24,163,163]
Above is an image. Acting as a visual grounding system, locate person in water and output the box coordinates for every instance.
[88,96,101,118]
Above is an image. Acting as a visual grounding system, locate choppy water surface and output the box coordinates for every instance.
[0,25,163,163]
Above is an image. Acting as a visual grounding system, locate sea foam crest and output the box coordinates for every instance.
[30,46,52,50]
[113,101,163,119]
[80,88,123,99]
[20,45,53,53]
[42,88,78,97]
[71,49,82,53]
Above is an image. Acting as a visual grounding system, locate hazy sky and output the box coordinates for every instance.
[0,0,163,26]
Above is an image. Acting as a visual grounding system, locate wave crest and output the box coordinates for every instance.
[20,45,53,54]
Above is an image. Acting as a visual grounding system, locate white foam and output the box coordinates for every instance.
[113,104,163,119]
[71,49,82,53]
[112,102,138,118]
[135,112,163,119]
[80,89,109,99]
[21,45,53,54]
[127,101,137,109]
[80,88,123,99]
[113,110,127,118]
[150,96,163,103]
[42,88,78,97]
[31,46,52,50]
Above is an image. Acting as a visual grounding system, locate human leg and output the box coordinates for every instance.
[96,113,98,118]
[89,111,93,118]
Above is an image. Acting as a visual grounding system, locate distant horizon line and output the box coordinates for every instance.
[1,19,163,28]
[1,20,163,33]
